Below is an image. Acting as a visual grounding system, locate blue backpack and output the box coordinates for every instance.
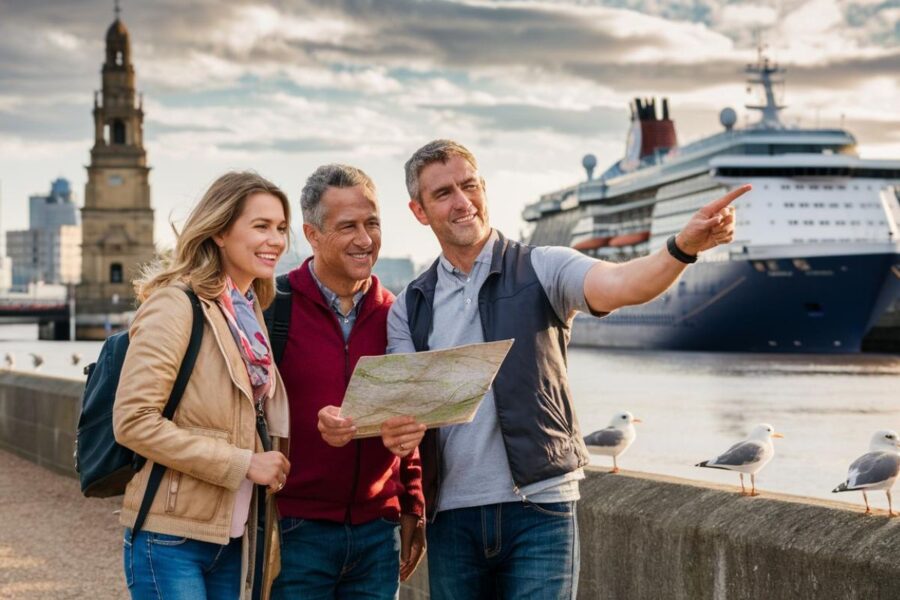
[75,288,203,534]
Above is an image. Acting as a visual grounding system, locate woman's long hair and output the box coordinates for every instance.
[136,171,290,308]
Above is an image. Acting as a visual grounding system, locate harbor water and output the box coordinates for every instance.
[2,324,897,509]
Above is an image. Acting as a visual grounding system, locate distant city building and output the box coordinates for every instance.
[6,178,82,287]
[30,178,78,231]
[373,257,416,294]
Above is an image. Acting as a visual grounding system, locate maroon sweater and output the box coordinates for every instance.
[276,259,424,523]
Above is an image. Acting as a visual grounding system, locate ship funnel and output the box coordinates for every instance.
[631,97,678,159]
[582,154,597,181]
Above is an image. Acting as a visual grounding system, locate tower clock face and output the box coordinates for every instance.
[108,175,123,186]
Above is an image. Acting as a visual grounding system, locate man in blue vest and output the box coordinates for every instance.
[386,139,747,599]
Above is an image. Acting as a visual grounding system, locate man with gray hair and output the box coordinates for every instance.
[266,164,427,599]
[388,140,747,599]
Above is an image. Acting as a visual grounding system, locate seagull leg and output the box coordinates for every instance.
[611,455,619,474]
[749,473,759,497]
[888,490,896,518]
[739,473,747,496]
[862,491,871,515]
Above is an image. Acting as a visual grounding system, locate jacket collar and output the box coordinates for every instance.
[412,229,509,298]
[195,293,254,402]
[288,257,389,320]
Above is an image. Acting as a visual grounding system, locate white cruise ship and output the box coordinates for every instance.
[523,54,900,352]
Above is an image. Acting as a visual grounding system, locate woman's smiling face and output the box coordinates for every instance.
[214,192,288,292]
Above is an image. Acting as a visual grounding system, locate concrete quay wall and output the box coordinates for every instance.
[0,375,898,599]
[402,469,900,600]
[0,371,84,476]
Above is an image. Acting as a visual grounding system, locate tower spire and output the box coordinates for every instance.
[114,0,120,20]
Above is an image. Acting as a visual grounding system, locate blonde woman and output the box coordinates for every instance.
[114,172,291,600]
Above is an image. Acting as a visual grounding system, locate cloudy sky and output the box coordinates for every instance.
[1,0,898,261]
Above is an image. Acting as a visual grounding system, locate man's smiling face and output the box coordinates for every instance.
[305,184,381,287]
[410,154,490,251]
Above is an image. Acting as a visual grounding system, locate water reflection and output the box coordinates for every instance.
[567,347,900,508]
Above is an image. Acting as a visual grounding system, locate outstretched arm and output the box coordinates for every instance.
[584,185,750,314]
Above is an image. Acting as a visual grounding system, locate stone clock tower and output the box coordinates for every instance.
[77,7,155,327]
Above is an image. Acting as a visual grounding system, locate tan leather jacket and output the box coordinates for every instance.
[113,284,290,599]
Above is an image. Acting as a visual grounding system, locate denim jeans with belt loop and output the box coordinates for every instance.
[271,516,401,600]
[123,528,242,599]
[426,500,579,600]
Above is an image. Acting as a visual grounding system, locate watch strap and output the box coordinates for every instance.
[667,235,697,264]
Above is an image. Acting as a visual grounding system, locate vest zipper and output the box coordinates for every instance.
[428,435,443,524]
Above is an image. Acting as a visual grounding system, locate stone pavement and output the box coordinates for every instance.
[0,450,123,599]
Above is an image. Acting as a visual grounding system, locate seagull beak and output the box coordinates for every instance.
[633,418,643,424]
[772,433,785,439]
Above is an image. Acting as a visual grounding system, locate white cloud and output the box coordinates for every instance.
[44,29,84,52]
[715,4,778,30]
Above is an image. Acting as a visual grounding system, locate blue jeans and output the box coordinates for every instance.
[427,501,579,600]
[123,528,242,600]
[272,517,401,600]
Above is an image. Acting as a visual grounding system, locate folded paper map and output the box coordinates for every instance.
[340,339,514,438]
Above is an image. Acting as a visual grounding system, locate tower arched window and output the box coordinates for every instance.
[112,120,126,144]
[110,263,123,283]
[116,51,123,66]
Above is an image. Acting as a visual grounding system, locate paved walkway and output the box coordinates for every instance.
[0,450,123,599]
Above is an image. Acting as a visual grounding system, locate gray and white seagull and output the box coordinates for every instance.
[584,411,641,473]
[695,423,783,496]
[832,429,900,517]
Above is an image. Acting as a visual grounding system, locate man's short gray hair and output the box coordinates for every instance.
[404,139,479,202]
[300,164,376,229]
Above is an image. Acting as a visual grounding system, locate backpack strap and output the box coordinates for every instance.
[131,288,204,536]
[264,273,292,365]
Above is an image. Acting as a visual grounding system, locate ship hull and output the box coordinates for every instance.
[571,252,900,353]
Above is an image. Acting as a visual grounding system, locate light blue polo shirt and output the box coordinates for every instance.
[387,231,597,512]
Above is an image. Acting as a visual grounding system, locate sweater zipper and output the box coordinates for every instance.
[343,341,361,524]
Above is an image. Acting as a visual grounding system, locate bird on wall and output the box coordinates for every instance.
[71,353,82,367]
[832,430,900,516]
[29,353,44,371]
[584,411,642,473]
[696,423,783,496]
[3,352,14,369]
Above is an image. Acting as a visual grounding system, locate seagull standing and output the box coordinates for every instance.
[71,352,82,367]
[3,352,14,369]
[832,430,900,516]
[695,423,783,496]
[29,353,43,371]
[584,411,642,473]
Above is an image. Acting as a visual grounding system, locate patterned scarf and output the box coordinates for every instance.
[216,276,272,407]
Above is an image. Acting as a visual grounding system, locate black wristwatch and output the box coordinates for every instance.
[666,235,697,264]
